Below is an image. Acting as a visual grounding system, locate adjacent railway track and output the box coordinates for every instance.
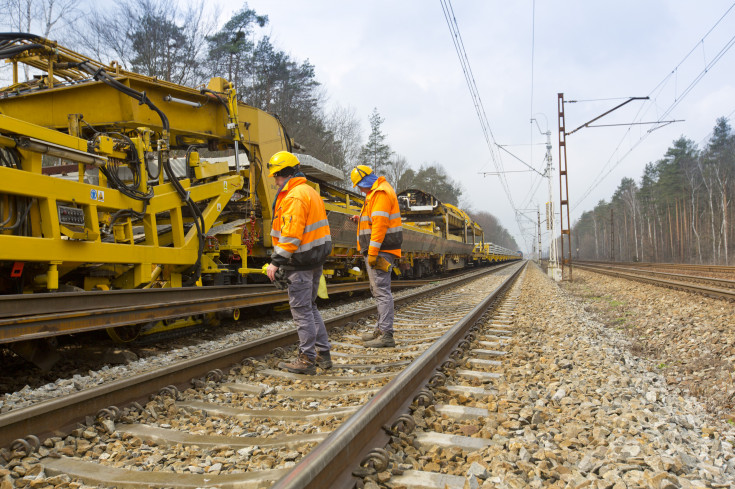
[575,261,735,301]
[577,260,735,278]
[0,264,522,487]
[0,278,437,345]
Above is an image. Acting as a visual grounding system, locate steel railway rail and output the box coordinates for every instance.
[0,278,433,345]
[575,262,735,301]
[1,261,525,489]
[577,260,735,277]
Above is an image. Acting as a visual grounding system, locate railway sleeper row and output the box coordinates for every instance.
[1,263,524,488]
[575,262,735,291]
[575,264,735,302]
[357,273,524,489]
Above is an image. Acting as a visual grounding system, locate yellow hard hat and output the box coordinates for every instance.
[350,165,373,187]
[268,151,300,177]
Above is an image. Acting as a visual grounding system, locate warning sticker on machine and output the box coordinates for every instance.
[90,189,105,202]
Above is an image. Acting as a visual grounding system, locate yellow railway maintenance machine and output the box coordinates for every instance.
[0,33,295,297]
[0,33,308,352]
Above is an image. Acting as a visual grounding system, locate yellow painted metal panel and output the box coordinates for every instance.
[0,234,197,264]
[0,113,88,152]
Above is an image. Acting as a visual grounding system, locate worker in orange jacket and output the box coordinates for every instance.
[266,151,333,374]
[349,165,402,347]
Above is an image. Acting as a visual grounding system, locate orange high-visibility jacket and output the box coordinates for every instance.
[357,176,402,258]
[270,177,332,269]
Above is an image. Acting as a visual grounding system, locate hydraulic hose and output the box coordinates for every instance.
[73,60,205,283]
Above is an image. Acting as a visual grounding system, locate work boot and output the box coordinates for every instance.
[315,350,333,369]
[278,353,316,375]
[361,329,381,341]
[364,331,395,348]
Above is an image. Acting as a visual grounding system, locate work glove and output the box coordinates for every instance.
[375,256,393,273]
[272,268,291,290]
[368,255,392,273]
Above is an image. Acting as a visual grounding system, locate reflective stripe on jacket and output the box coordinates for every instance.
[270,177,332,269]
[357,176,402,258]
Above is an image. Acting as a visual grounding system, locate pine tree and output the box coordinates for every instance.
[358,108,392,175]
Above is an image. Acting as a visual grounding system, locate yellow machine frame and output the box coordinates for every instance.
[0,35,290,291]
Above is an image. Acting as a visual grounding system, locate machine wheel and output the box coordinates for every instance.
[216,309,241,321]
[106,324,143,343]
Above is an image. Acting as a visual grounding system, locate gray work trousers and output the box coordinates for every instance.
[365,252,395,335]
[286,266,330,360]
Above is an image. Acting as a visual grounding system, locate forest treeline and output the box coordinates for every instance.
[0,0,520,250]
[573,117,734,264]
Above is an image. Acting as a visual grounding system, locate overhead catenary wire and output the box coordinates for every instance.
[529,0,536,176]
[439,0,523,235]
[573,1,735,211]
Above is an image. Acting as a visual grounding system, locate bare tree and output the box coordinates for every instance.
[3,0,33,33]
[1,0,79,80]
[323,104,362,186]
[386,154,409,190]
[698,157,720,263]
[326,104,362,165]
[39,0,79,37]
[76,0,213,86]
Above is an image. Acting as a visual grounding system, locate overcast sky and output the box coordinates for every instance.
[233,0,735,254]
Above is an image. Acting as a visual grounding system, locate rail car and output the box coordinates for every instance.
[0,33,520,352]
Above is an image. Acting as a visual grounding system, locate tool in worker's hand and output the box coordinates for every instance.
[261,264,291,290]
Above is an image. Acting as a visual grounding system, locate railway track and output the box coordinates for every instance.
[0,278,437,345]
[1,262,525,488]
[575,261,735,301]
[577,260,735,278]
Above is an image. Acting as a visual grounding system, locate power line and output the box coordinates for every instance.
[439,0,522,234]
[496,144,545,176]
[530,0,536,174]
[573,2,735,211]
